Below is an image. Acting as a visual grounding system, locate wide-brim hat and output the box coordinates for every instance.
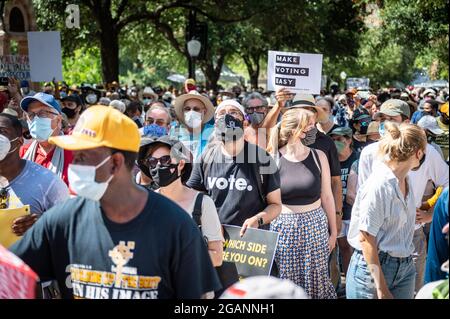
[282,93,328,123]
[173,90,215,124]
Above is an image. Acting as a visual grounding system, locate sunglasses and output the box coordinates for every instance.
[145,155,172,169]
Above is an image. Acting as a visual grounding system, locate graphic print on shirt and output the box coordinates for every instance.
[69,241,162,299]
[207,174,253,192]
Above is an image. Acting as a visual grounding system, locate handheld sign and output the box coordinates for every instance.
[221,225,279,280]
[0,55,30,81]
[346,77,370,90]
[27,31,63,82]
[267,50,323,94]
[0,205,30,248]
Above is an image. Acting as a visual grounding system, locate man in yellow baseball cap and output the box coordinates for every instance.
[11,105,221,299]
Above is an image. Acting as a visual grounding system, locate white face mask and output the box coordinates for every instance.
[0,134,19,161]
[68,156,113,201]
[86,94,98,104]
[184,110,202,129]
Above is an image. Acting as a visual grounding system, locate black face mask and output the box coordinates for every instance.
[62,107,79,119]
[301,126,318,146]
[215,114,244,143]
[150,164,180,187]
[359,122,369,135]
[412,153,426,171]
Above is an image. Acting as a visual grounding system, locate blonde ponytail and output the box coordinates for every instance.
[378,122,427,162]
[266,108,315,154]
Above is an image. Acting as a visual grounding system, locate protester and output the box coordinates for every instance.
[329,126,359,275]
[436,102,449,161]
[187,99,281,231]
[424,187,449,284]
[19,93,74,186]
[417,115,445,159]
[125,101,144,128]
[139,104,171,137]
[365,121,381,144]
[347,122,427,299]
[287,93,343,289]
[242,91,289,150]
[358,99,449,293]
[316,97,339,135]
[61,94,83,134]
[144,136,224,268]
[350,112,372,153]
[0,113,69,236]
[10,105,221,299]
[170,90,215,159]
[267,107,337,299]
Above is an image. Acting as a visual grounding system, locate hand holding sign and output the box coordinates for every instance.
[275,88,295,108]
[240,216,260,237]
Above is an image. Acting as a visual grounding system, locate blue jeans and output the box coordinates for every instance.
[346,250,416,299]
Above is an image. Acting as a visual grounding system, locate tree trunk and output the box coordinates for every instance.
[99,28,120,84]
[201,54,225,91]
[242,52,261,90]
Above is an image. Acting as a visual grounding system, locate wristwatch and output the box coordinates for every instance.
[257,217,264,228]
[336,211,343,218]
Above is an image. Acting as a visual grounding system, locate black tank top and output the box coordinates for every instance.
[279,149,322,205]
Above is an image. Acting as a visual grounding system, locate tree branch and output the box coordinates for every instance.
[115,0,129,22]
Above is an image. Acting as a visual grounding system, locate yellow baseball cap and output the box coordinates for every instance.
[49,105,140,152]
[440,102,449,116]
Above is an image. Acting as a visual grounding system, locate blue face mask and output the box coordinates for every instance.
[143,124,167,138]
[378,121,386,136]
[28,117,54,141]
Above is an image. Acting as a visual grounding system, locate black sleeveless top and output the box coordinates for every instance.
[279,149,322,205]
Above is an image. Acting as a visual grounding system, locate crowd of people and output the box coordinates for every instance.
[0,76,448,299]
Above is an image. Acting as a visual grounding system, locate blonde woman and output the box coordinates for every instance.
[346,123,427,299]
[267,108,337,299]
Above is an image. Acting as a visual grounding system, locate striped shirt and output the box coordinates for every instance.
[347,162,416,258]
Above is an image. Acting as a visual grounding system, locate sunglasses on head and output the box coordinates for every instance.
[145,155,172,169]
[0,186,10,209]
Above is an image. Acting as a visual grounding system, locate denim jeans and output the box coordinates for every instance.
[412,227,427,292]
[346,250,416,299]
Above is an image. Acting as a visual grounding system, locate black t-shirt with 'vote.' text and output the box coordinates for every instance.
[187,141,280,227]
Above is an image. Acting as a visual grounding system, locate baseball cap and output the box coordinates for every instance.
[20,92,62,114]
[375,99,410,118]
[49,105,140,152]
[329,126,353,138]
[440,102,449,116]
[185,78,196,86]
[143,135,192,162]
[215,99,246,117]
[418,115,444,135]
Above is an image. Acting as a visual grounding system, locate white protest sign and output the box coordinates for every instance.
[346,77,370,90]
[27,31,63,82]
[0,56,30,80]
[267,50,323,94]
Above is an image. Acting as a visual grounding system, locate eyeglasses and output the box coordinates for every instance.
[0,186,10,209]
[146,118,167,126]
[26,110,59,121]
[245,106,267,114]
[145,155,172,169]
[184,106,204,113]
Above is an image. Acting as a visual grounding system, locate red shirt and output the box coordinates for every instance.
[20,143,74,186]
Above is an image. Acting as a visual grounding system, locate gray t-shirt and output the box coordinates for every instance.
[0,160,69,215]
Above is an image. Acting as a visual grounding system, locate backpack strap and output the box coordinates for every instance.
[192,192,204,228]
[310,148,322,176]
